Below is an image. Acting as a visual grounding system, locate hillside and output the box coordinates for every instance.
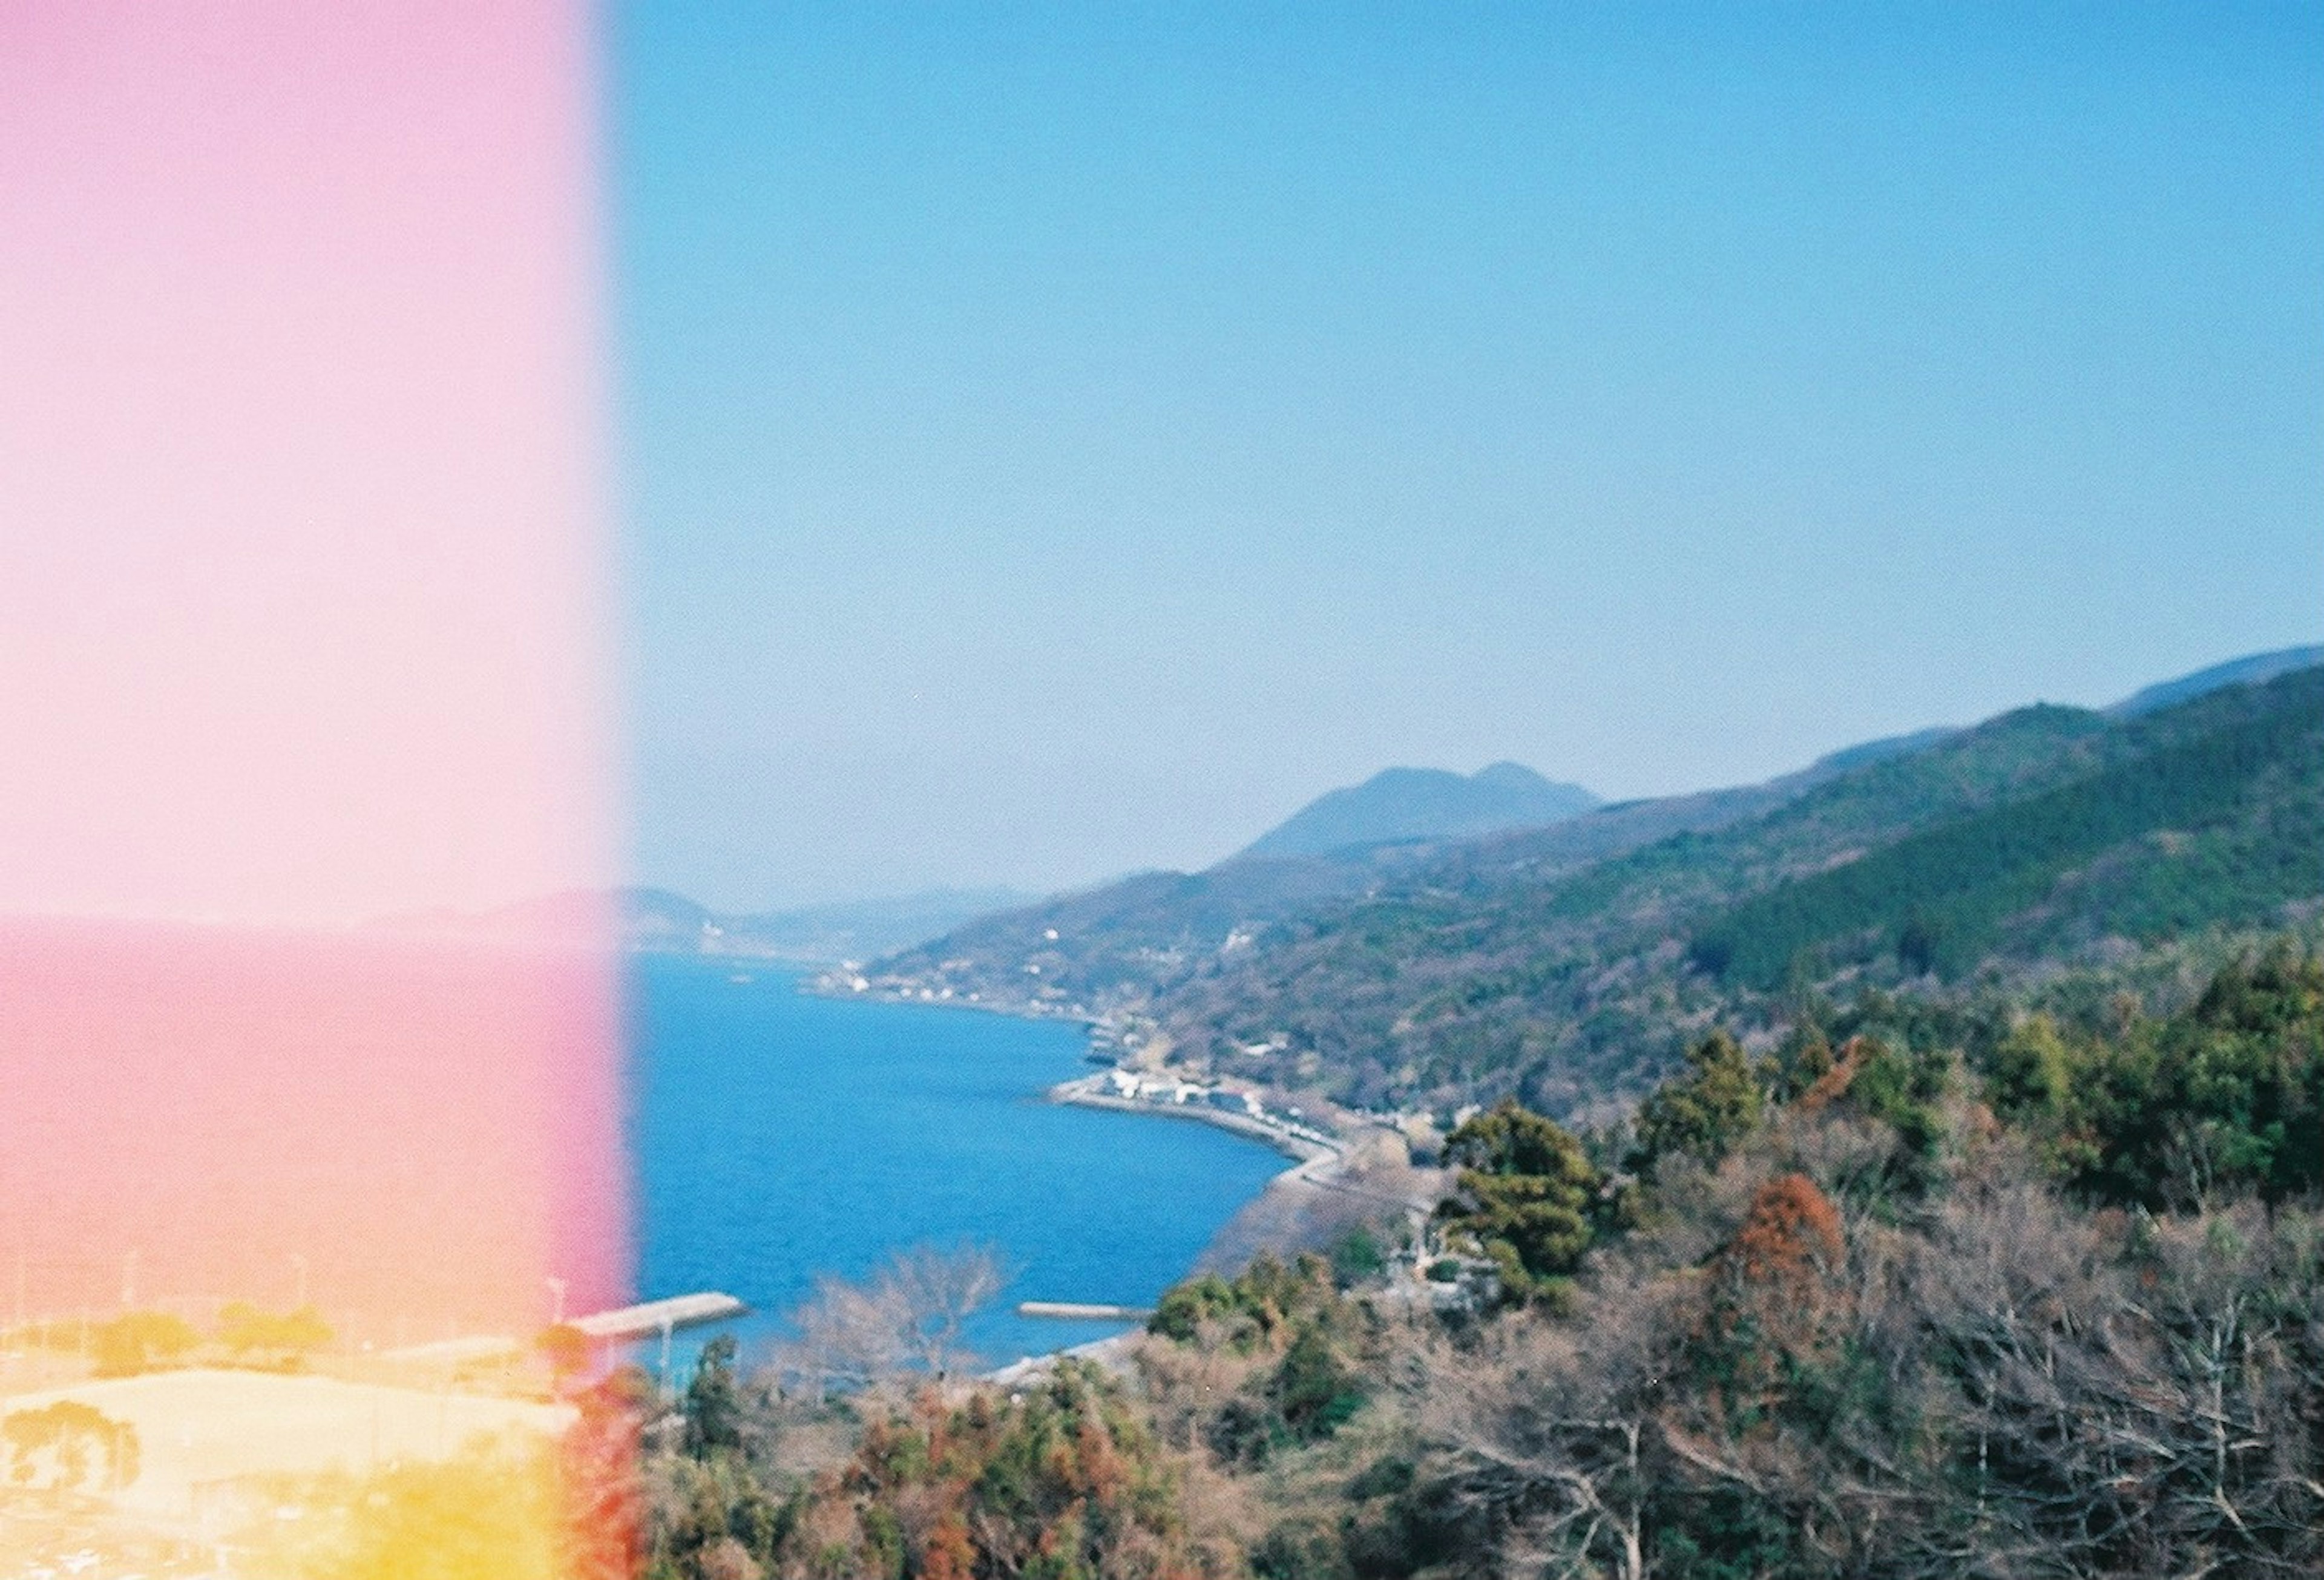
[1160,664,2323,1117]
[1241,762,1598,860]
[2105,641,2323,717]
[629,945,2324,1580]
[857,649,2323,1118]
[856,753,1899,1021]
[853,847,1425,1017]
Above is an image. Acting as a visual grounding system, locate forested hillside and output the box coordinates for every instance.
[857,655,2324,1122]
[1162,666,2324,1116]
[620,943,2324,1580]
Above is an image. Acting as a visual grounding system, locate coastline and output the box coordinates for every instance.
[1046,1074,1338,1163]
[781,972,1448,1366]
[1045,1073,1449,1280]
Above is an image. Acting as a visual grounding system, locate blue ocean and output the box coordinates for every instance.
[628,957,1285,1371]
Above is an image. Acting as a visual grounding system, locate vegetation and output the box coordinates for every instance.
[1691,669,2324,988]
[1627,1032,1764,1178]
[864,661,2323,1124]
[1433,1101,1603,1304]
[777,1242,1006,1390]
[1167,667,2324,1118]
[2,1400,137,1491]
[88,1308,201,1377]
[1984,940,2324,1207]
[628,942,2324,1578]
[215,1300,335,1368]
[1,1300,333,1378]
[674,658,2323,1576]
[638,1360,1216,1580]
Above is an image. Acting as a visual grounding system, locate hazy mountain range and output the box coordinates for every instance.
[1241,762,1598,859]
[855,644,2324,1118]
[395,644,2322,1074]
[372,884,1036,963]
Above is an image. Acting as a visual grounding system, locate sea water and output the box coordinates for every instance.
[628,957,1286,1372]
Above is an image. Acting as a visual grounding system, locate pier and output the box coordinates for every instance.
[571,1291,746,1340]
[1017,1300,1152,1322]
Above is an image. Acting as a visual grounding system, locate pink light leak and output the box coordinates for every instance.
[0,918,630,1334]
[0,0,634,1510]
[0,0,615,925]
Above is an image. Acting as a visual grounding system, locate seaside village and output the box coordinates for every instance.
[1078,1066,1342,1154]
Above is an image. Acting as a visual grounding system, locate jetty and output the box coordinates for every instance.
[571,1291,746,1340]
[1047,1072,1340,1161]
[379,1292,745,1363]
[1017,1300,1152,1322]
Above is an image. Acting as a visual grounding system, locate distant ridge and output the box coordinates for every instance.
[856,643,2324,1115]
[1808,726,1958,775]
[370,885,1031,963]
[1241,762,1599,860]
[2107,643,2323,718]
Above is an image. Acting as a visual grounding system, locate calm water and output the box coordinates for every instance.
[629,957,1286,1369]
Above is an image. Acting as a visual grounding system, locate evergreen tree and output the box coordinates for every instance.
[1630,1030,1766,1175]
[1437,1100,1601,1300]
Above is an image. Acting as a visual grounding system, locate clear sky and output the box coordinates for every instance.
[615,2,2323,911]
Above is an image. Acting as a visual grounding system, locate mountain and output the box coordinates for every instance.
[1806,725,1958,775]
[1160,663,2323,1118]
[856,646,2323,1119]
[1241,762,1600,860]
[2106,643,2324,718]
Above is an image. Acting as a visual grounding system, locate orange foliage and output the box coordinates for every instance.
[1724,1172,1846,1290]
[1693,1173,1854,1414]
[1793,1035,1869,1113]
[921,1513,976,1580]
[559,1378,644,1580]
[1074,1416,1127,1502]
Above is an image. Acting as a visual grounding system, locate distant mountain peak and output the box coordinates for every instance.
[1241,762,1599,860]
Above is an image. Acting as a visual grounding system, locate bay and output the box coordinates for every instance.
[628,957,1287,1370]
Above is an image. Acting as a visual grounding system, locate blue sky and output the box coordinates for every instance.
[612,2,2323,910]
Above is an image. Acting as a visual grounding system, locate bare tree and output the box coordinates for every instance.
[781,1242,1006,1393]
[1865,1181,2324,1578]
[884,1241,1005,1375]
[1403,1269,1673,1580]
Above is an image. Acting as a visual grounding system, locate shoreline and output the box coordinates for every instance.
[1045,1073,1449,1280]
[764,971,1447,1372]
[1046,1074,1339,1164]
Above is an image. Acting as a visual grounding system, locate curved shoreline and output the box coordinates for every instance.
[1045,1074,1448,1280]
[1046,1075,1339,1163]
[778,974,1445,1362]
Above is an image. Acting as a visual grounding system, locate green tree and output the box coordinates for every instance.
[1988,1012,2076,1118]
[682,1335,745,1460]
[1436,1100,1601,1302]
[1630,1031,1765,1176]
